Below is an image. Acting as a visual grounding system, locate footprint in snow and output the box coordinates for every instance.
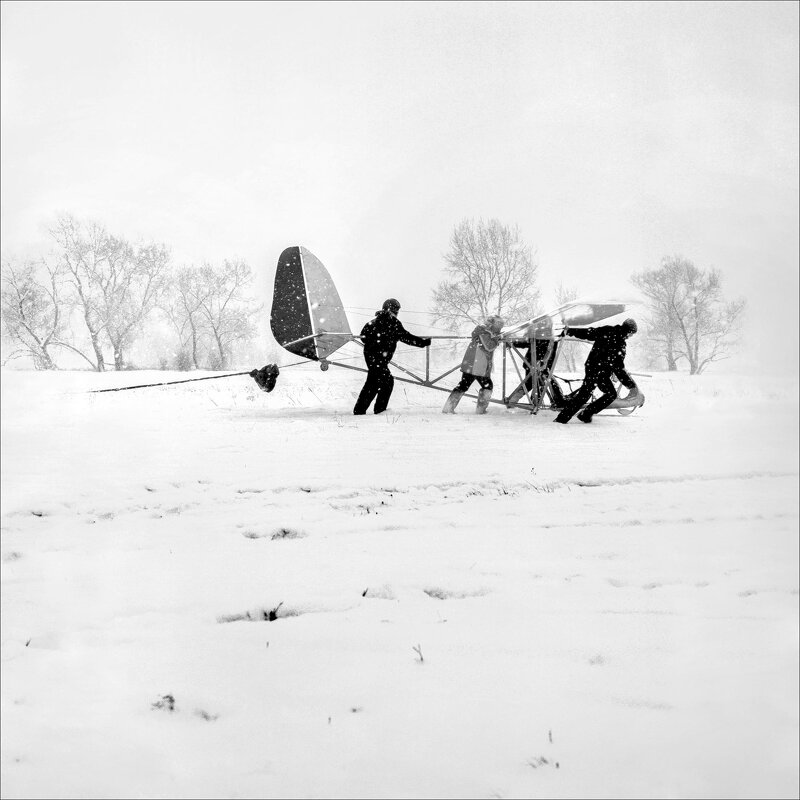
[362,585,396,600]
[527,756,559,770]
[423,587,488,600]
[241,527,306,540]
[217,602,302,623]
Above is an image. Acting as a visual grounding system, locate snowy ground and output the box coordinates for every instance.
[1,364,798,799]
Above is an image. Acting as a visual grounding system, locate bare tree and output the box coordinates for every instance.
[1,258,66,369]
[49,216,112,370]
[642,306,683,371]
[49,215,169,370]
[553,282,580,372]
[631,256,745,374]
[430,218,540,330]
[196,259,261,370]
[553,282,578,306]
[164,266,211,370]
[103,241,170,369]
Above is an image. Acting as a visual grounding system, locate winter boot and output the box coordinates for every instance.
[475,388,492,414]
[576,409,593,423]
[442,389,465,414]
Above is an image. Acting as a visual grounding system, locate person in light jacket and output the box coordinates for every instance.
[442,315,504,414]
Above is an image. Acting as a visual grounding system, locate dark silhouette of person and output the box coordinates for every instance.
[353,299,431,415]
[505,337,566,408]
[553,318,638,423]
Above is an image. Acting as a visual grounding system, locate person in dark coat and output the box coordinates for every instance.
[553,318,638,423]
[505,337,564,408]
[353,299,431,415]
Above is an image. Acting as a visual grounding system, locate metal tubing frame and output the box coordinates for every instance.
[322,359,509,405]
[502,338,564,413]
[304,332,568,410]
[286,330,647,417]
[504,341,539,409]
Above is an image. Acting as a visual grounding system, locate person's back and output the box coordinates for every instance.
[461,322,500,377]
[569,323,631,375]
[360,310,398,363]
[584,325,630,374]
[360,305,426,365]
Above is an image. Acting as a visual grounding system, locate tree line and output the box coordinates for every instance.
[430,218,745,375]
[1,215,261,371]
[2,214,745,375]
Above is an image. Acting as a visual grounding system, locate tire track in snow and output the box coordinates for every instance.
[218,472,798,534]
[266,469,797,503]
[537,511,796,530]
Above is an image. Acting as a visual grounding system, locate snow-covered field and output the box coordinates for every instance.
[2,365,798,799]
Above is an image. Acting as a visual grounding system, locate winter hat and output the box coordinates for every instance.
[486,315,505,332]
[622,318,638,334]
[382,298,401,313]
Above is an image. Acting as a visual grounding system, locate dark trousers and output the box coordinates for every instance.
[549,379,568,408]
[455,373,493,392]
[614,368,636,392]
[556,373,617,421]
[353,362,394,414]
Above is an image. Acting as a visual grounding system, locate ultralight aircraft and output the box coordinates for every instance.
[260,246,646,415]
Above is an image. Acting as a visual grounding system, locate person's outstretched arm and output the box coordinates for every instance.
[564,326,596,341]
[396,321,431,348]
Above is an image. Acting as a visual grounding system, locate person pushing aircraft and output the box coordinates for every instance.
[442,315,504,414]
[553,318,640,424]
[266,245,645,418]
[353,299,431,415]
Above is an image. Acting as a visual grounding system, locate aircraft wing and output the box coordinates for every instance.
[502,301,629,340]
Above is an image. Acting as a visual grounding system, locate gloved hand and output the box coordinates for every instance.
[422,337,432,347]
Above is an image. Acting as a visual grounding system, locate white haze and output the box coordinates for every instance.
[1,1,798,372]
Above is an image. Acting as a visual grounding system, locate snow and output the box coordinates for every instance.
[2,364,798,799]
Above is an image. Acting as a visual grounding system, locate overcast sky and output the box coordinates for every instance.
[2,1,798,369]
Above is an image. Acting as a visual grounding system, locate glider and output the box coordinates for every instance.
[265,246,646,415]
